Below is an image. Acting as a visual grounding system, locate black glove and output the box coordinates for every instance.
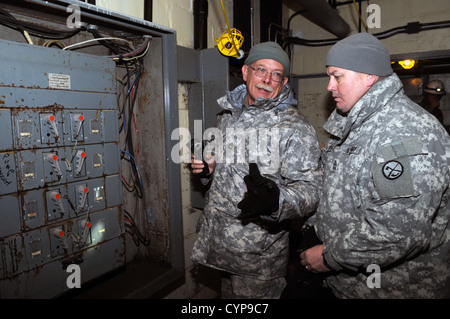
[190,138,210,177]
[237,163,280,220]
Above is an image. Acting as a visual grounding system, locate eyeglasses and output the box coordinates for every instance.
[249,66,284,82]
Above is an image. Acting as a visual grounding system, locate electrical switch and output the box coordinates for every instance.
[76,185,89,213]
[72,114,84,139]
[49,191,65,216]
[52,227,68,251]
[74,150,86,176]
[46,153,63,178]
[44,114,59,139]
[79,219,92,245]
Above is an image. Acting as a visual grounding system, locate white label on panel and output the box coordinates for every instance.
[48,73,71,89]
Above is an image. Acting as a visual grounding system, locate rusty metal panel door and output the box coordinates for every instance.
[0,39,125,298]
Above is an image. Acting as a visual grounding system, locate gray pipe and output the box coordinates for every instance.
[295,0,351,38]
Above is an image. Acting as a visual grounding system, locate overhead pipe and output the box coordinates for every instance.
[294,0,351,38]
[194,0,208,50]
[282,20,450,48]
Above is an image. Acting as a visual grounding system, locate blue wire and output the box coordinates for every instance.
[120,149,143,192]
[122,70,142,188]
[126,71,141,98]
[123,70,141,153]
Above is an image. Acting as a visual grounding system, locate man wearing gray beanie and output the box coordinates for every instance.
[190,41,322,298]
[300,32,450,298]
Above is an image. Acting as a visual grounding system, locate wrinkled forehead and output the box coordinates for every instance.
[251,59,284,72]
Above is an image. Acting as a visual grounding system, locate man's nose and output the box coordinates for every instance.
[262,72,272,83]
[327,78,336,91]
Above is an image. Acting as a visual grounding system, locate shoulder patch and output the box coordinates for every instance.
[372,156,414,198]
[382,160,403,180]
[372,138,425,199]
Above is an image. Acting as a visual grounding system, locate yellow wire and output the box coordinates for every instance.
[353,0,368,32]
[23,30,33,45]
[219,0,239,55]
[220,0,232,33]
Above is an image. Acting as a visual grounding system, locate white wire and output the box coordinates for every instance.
[62,37,134,51]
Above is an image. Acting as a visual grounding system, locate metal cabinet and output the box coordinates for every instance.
[0,39,124,298]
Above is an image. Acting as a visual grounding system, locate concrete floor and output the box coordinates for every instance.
[59,220,336,300]
[60,258,184,299]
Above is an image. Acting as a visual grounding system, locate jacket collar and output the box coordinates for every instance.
[218,83,297,112]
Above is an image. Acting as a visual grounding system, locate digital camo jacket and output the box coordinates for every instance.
[311,73,450,298]
[190,84,322,280]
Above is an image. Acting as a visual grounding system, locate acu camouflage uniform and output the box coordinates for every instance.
[311,73,450,298]
[191,84,322,294]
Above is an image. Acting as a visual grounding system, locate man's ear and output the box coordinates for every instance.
[242,64,249,82]
[366,74,379,87]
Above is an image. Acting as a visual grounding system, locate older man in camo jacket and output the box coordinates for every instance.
[300,33,450,298]
[190,42,322,298]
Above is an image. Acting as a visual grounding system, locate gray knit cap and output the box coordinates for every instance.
[326,33,393,76]
[245,42,290,75]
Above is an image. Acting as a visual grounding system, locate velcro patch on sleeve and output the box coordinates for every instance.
[372,138,427,199]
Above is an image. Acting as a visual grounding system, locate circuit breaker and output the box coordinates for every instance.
[0,39,124,298]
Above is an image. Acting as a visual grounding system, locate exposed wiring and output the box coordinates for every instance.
[23,30,33,44]
[111,38,151,62]
[107,36,152,60]
[58,32,150,201]
[124,210,150,247]
[121,149,143,197]
[121,64,143,197]
[43,39,66,49]
[0,7,81,40]
[62,37,134,51]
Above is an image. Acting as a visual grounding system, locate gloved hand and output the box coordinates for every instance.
[237,163,280,220]
[190,138,211,177]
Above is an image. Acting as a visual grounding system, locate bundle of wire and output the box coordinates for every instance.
[0,7,81,41]
[61,33,149,198]
[124,210,150,247]
[116,42,147,198]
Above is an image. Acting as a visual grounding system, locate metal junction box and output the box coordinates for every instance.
[0,39,124,298]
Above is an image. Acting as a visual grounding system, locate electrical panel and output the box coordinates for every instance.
[0,39,124,298]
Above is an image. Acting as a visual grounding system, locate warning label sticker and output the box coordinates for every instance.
[48,73,71,89]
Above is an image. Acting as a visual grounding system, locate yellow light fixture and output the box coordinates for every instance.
[215,28,244,58]
[398,59,416,69]
[216,0,244,59]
